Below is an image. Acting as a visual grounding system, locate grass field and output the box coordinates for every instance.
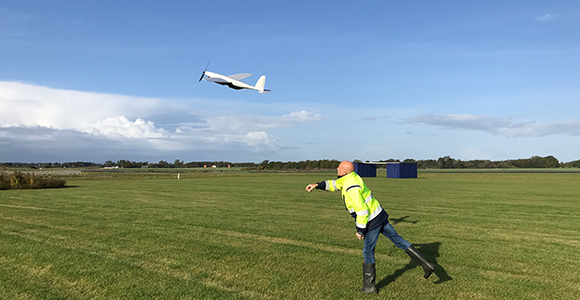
[1,171,579,299]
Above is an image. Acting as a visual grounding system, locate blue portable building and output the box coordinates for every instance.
[386,162,417,178]
[354,163,376,177]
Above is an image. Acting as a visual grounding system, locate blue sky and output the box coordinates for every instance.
[1,1,580,163]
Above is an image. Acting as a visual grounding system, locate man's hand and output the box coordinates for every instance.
[356,232,364,240]
[305,183,318,192]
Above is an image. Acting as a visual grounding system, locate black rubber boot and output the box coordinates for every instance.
[359,263,378,293]
[406,245,435,279]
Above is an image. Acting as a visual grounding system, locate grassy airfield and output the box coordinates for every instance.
[1,170,579,299]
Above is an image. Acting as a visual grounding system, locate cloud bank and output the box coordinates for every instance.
[0,81,321,161]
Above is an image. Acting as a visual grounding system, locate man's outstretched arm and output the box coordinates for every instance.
[305,181,327,192]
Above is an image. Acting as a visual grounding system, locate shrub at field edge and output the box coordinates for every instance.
[0,171,66,190]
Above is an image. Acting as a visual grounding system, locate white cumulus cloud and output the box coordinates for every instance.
[86,116,167,139]
[0,81,163,130]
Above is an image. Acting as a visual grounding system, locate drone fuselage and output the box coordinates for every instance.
[201,71,270,93]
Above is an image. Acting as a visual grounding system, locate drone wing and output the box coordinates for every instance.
[204,77,229,83]
[227,73,252,81]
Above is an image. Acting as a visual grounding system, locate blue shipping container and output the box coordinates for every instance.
[386,163,417,178]
[354,163,376,177]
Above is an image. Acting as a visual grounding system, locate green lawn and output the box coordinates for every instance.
[1,172,579,299]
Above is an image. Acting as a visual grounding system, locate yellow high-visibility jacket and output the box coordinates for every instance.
[318,172,388,234]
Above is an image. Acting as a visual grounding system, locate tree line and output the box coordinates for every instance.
[3,155,580,170]
[405,155,563,169]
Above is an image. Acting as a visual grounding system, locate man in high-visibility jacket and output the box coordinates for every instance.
[306,161,435,293]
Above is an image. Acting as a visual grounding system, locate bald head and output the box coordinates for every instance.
[337,161,355,177]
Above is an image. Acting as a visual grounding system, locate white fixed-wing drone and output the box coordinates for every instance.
[199,68,271,93]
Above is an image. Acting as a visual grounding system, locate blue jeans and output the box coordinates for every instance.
[363,222,411,263]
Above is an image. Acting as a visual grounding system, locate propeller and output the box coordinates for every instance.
[199,62,209,82]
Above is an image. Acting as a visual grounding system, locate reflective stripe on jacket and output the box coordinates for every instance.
[323,172,388,234]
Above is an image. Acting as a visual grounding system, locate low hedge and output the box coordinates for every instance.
[0,172,66,190]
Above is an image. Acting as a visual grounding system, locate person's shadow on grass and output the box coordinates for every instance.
[376,242,453,289]
[389,215,418,225]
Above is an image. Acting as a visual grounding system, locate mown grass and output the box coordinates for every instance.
[1,171,579,299]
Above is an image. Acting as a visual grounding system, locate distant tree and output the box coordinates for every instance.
[417,159,437,169]
[563,159,580,168]
[508,156,559,168]
[543,155,559,168]
[437,156,455,169]
[259,160,269,170]
[174,159,183,168]
[496,161,514,168]
[157,160,169,168]
[452,159,464,169]
[480,160,494,169]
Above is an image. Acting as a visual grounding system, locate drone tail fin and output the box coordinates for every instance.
[255,75,270,93]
